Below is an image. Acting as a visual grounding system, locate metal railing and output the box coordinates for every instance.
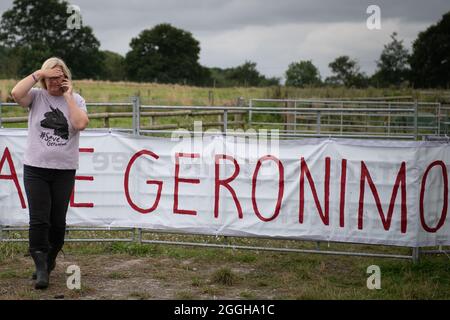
[248,98,447,140]
[1,97,447,140]
[1,96,449,262]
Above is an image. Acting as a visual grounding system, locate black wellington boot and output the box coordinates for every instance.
[31,245,62,280]
[30,251,49,289]
[47,244,62,275]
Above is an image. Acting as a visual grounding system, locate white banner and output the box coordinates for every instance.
[0,129,449,247]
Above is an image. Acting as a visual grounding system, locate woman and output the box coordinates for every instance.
[11,57,89,289]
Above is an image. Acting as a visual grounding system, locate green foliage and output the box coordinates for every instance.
[0,0,104,79]
[285,60,321,87]
[227,61,265,86]
[0,46,21,78]
[373,32,410,87]
[210,61,280,87]
[108,242,161,256]
[0,2,449,90]
[410,11,450,88]
[125,23,211,85]
[99,50,126,81]
[326,55,369,88]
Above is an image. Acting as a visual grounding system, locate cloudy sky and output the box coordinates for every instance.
[1,0,449,80]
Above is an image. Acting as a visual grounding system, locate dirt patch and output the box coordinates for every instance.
[0,252,265,300]
[2,245,447,300]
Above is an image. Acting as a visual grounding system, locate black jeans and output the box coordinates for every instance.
[23,165,76,253]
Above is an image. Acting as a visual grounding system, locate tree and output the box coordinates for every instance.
[260,76,281,87]
[125,23,210,85]
[373,32,410,87]
[99,51,126,81]
[0,0,104,79]
[226,61,264,87]
[212,61,279,87]
[0,46,20,78]
[285,60,321,87]
[409,11,450,88]
[209,67,228,87]
[326,55,368,88]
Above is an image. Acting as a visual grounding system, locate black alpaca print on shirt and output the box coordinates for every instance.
[40,106,69,140]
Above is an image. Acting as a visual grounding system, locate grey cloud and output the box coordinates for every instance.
[71,0,449,31]
[1,0,448,33]
[0,0,449,79]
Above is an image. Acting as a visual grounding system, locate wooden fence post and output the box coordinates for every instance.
[285,101,295,132]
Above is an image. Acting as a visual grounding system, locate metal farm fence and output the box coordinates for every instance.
[2,97,448,139]
[248,98,449,140]
[0,96,449,263]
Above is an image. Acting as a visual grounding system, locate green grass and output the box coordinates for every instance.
[23,233,440,300]
[96,242,448,298]
[107,272,129,279]
[191,277,202,287]
[240,290,257,299]
[211,267,238,286]
[175,290,195,300]
[0,242,28,262]
[2,80,450,137]
[128,291,151,300]
[2,79,449,105]
[108,242,163,256]
[0,269,25,279]
[0,81,449,298]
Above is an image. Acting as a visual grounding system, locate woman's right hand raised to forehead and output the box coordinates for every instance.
[40,68,64,79]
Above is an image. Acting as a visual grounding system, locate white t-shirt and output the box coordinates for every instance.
[23,88,87,170]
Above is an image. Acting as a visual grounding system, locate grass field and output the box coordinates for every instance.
[0,80,449,300]
[2,79,449,135]
[0,233,448,300]
[2,79,449,105]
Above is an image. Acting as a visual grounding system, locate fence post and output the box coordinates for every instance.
[285,101,295,132]
[414,100,418,140]
[208,90,214,106]
[135,228,142,244]
[132,96,141,240]
[0,96,2,128]
[223,108,228,135]
[235,97,244,129]
[387,102,391,137]
[294,101,297,132]
[316,110,321,135]
[136,96,141,136]
[132,96,140,136]
[437,102,441,135]
[248,99,253,127]
[412,247,420,264]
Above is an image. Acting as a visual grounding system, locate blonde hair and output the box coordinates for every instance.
[39,57,72,89]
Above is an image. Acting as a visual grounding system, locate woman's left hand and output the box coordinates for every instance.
[61,79,73,96]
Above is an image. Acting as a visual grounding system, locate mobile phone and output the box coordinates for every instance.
[60,75,68,93]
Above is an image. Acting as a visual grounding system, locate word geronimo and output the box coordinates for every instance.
[0,146,447,234]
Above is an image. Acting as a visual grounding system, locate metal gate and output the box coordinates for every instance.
[1,96,449,263]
